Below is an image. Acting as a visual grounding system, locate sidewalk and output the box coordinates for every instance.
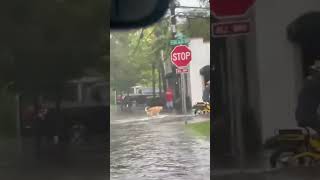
[187,114,210,124]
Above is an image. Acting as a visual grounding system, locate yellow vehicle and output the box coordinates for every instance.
[192,102,210,115]
[265,127,320,168]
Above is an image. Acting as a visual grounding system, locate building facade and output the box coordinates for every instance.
[187,38,210,106]
[212,0,320,155]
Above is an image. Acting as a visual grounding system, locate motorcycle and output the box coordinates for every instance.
[192,102,210,115]
[265,127,320,168]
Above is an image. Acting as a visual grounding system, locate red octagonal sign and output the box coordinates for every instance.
[211,0,256,18]
[171,45,192,68]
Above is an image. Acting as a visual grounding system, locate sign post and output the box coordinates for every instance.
[171,45,192,115]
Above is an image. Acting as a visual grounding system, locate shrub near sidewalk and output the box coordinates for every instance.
[186,120,210,138]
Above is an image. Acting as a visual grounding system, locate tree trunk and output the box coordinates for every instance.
[160,50,167,92]
[152,63,156,99]
[158,67,162,96]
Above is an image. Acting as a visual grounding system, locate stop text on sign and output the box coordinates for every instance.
[172,52,191,61]
[171,45,192,68]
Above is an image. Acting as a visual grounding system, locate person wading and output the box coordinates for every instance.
[166,87,174,112]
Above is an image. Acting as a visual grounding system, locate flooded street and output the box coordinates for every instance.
[110,113,210,180]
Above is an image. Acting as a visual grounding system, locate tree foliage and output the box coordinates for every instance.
[110,1,210,92]
[180,17,210,41]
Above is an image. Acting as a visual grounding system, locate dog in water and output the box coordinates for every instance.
[145,106,163,117]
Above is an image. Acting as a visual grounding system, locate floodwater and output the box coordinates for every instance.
[110,113,210,180]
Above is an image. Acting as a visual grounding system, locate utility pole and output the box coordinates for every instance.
[170,2,177,38]
[170,1,187,114]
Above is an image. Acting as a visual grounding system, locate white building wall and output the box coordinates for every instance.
[188,38,210,106]
[255,0,320,140]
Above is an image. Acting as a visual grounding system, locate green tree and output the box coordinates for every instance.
[179,17,210,41]
[110,31,140,92]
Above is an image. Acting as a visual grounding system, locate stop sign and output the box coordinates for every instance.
[171,45,192,68]
[211,0,256,18]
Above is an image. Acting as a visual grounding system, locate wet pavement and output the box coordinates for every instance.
[110,113,210,180]
[0,136,107,180]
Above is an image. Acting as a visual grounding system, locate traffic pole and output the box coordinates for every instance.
[181,73,187,114]
[170,1,187,115]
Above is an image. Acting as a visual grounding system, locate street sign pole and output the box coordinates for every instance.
[181,73,187,115]
[170,1,190,116]
[171,45,192,115]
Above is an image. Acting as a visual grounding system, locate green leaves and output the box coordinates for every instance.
[110,8,209,92]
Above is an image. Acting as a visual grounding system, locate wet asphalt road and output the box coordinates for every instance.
[110,113,210,180]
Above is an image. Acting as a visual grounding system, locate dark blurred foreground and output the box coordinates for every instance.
[0,136,107,180]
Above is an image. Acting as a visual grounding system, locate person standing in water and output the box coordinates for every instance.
[166,87,174,112]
